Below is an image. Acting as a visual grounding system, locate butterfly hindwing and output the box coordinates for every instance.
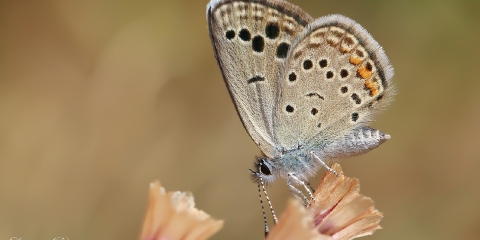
[274,15,394,150]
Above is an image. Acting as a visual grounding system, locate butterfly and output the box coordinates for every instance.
[206,0,393,226]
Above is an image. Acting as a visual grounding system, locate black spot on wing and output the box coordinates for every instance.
[239,29,251,41]
[265,23,280,39]
[306,93,324,100]
[248,76,265,84]
[276,42,290,59]
[303,60,313,70]
[288,72,297,82]
[319,59,328,68]
[326,71,334,79]
[286,105,294,113]
[351,93,362,104]
[252,36,265,52]
[352,112,359,122]
[225,30,235,40]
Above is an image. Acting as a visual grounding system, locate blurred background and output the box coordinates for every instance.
[1,0,479,239]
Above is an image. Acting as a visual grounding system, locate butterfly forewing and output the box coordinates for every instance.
[274,15,394,150]
[207,0,314,157]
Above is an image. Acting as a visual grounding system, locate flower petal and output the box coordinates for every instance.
[308,164,383,239]
[139,181,224,240]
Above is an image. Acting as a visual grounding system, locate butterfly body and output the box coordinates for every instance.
[254,125,389,186]
[207,0,393,190]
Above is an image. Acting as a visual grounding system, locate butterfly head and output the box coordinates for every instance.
[250,157,277,185]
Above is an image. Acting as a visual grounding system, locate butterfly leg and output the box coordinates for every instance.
[288,184,309,206]
[289,173,314,200]
[305,180,315,194]
[310,151,339,176]
[287,174,311,206]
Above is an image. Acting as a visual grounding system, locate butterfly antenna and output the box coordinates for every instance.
[257,180,269,237]
[260,178,278,224]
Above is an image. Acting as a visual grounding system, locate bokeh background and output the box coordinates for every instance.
[1,0,479,239]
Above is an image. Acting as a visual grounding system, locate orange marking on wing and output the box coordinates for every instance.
[357,65,373,79]
[365,78,378,96]
[349,56,363,65]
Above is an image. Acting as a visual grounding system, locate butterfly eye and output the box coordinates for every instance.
[259,162,272,175]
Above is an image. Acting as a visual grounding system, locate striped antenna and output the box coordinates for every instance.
[257,181,269,237]
[260,178,278,224]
